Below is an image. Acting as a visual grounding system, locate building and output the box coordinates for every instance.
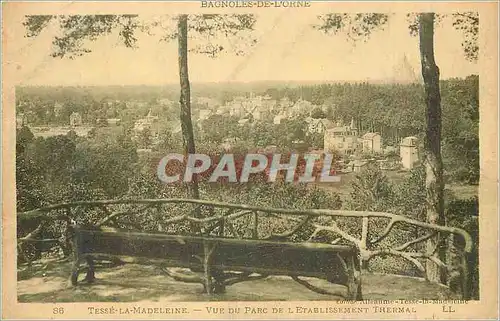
[16,113,28,129]
[273,115,286,125]
[97,118,121,126]
[106,118,121,126]
[400,136,419,170]
[134,110,159,131]
[30,126,94,138]
[288,99,313,118]
[225,94,276,121]
[323,119,360,155]
[195,97,219,109]
[145,109,159,122]
[69,112,83,127]
[198,109,212,121]
[126,101,148,109]
[306,117,334,134]
[133,109,161,143]
[220,137,241,152]
[169,120,182,134]
[53,102,64,117]
[362,132,382,153]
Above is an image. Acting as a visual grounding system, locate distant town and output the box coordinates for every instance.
[16,88,420,174]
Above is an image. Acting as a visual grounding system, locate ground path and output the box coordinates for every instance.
[18,258,457,303]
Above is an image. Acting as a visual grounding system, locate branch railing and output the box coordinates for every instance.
[17,198,473,299]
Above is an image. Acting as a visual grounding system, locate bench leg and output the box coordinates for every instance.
[70,257,83,286]
[204,264,213,294]
[347,256,363,301]
[212,269,226,294]
[84,256,95,283]
[203,241,216,295]
[70,255,96,286]
[356,277,363,301]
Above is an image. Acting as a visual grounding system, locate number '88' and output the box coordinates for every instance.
[53,307,64,314]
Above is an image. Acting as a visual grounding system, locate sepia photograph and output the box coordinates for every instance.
[2,1,498,320]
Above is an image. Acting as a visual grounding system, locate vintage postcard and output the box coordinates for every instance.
[2,1,498,320]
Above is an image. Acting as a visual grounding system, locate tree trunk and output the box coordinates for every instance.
[178,15,201,225]
[418,13,446,283]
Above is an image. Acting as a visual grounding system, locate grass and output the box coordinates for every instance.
[18,258,458,303]
[316,170,478,202]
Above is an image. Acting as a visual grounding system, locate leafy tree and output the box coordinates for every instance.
[138,128,152,149]
[310,107,326,119]
[200,114,240,144]
[16,126,35,153]
[72,138,138,198]
[16,129,45,212]
[441,75,479,184]
[347,162,394,212]
[154,128,181,153]
[393,165,426,220]
[445,195,479,299]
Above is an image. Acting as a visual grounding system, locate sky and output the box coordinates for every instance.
[5,11,478,86]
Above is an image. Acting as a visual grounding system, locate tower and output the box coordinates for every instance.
[400,136,419,169]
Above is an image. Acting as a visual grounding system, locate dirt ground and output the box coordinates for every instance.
[18,258,458,303]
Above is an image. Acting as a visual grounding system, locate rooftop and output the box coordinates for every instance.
[362,132,380,139]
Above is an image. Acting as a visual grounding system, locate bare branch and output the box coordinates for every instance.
[369,249,426,274]
[369,218,399,245]
[96,204,153,227]
[265,215,311,241]
[395,232,436,251]
[160,266,204,284]
[292,276,346,297]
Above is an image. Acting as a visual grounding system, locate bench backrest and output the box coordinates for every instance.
[74,226,358,278]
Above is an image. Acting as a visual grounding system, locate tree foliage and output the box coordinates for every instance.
[24,15,140,59]
[23,14,257,59]
[316,13,389,43]
[346,162,395,212]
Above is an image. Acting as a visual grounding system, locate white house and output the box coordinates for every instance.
[69,112,83,127]
[54,102,64,117]
[400,136,419,170]
[362,132,382,153]
[273,115,287,125]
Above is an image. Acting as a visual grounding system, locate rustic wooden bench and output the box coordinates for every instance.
[69,226,362,299]
[18,198,473,300]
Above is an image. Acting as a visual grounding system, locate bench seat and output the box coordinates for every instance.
[70,227,362,299]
